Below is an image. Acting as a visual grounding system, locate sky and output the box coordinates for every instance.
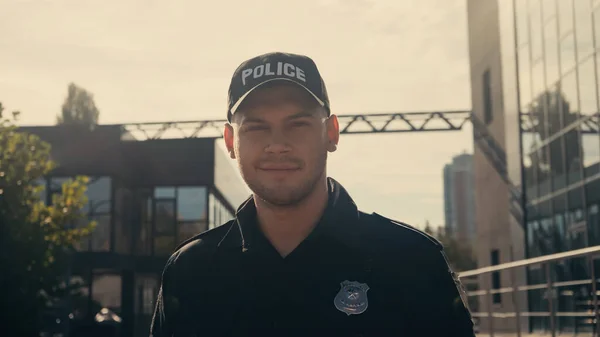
[0,0,473,228]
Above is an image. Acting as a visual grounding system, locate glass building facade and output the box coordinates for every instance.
[519,0,600,260]
[469,0,600,333]
[489,0,600,332]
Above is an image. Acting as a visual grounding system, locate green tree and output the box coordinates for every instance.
[56,83,100,128]
[424,222,477,272]
[0,102,96,336]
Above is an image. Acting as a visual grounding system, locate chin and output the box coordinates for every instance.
[251,182,311,206]
[259,192,307,207]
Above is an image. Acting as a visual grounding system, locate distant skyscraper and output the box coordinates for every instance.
[443,153,475,242]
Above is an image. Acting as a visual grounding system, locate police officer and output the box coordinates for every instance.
[150,52,475,337]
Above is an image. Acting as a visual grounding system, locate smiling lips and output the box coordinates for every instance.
[258,162,301,171]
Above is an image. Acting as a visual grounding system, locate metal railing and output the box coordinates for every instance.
[458,246,600,337]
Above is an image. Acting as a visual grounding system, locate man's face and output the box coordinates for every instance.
[224,83,339,206]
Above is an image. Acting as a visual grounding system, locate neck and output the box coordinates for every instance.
[254,176,329,257]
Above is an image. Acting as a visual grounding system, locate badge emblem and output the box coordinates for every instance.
[334,280,369,315]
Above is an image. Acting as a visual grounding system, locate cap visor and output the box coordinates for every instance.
[230,78,325,115]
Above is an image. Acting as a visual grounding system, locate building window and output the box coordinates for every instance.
[49,176,112,252]
[85,177,112,252]
[491,249,502,304]
[176,187,208,244]
[92,271,122,314]
[208,191,234,230]
[483,69,494,124]
[144,186,208,256]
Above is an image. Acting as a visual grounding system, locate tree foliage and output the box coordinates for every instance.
[56,83,100,128]
[424,222,477,272]
[0,102,95,336]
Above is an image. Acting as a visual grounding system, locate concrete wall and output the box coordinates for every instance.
[466,0,528,333]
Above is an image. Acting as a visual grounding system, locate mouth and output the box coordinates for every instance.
[258,163,301,171]
[258,167,300,172]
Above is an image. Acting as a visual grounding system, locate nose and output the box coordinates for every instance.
[264,130,291,154]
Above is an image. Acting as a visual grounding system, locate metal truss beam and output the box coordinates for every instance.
[120,110,473,140]
[119,111,599,141]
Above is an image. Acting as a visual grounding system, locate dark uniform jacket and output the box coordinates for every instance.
[150,178,475,337]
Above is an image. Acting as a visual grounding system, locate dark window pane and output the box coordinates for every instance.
[136,220,152,256]
[491,249,501,304]
[90,215,111,252]
[549,136,567,190]
[588,203,600,245]
[178,221,208,243]
[92,273,122,314]
[554,212,567,252]
[561,33,577,74]
[85,177,111,214]
[154,236,175,256]
[483,69,493,124]
[567,189,587,248]
[155,200,175,235]
[145,197,152,223]
[565,128,584,184]
[553,193,569,250]
[574,0,594,61]
[539,215,555,254]
[133,274,159,337]
[547,86,563,137]
[135,188,153,256]
[134,275,158,316]
[154,187,175,198]
[545,18,560,86]
[177,187,207,221]
[527,220,540,257]
[532,215,548,256]
[115,187,133,255]
[579,57,598,116]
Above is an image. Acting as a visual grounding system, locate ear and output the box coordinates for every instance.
[326,114,340,152]
[223,123,236,159]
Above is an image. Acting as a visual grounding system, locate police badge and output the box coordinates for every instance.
[334,280,369,315]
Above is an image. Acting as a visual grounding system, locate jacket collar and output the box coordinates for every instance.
[218,177,364,252]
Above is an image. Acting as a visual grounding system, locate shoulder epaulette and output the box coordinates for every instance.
[371,212,443,249]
